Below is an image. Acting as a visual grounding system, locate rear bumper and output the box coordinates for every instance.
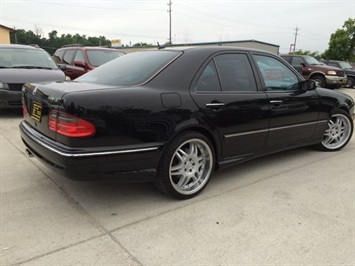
[19,120,163,182]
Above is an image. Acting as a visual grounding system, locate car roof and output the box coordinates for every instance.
[155,45,276,55]
[0,44,43,50]
[58,45,121,51]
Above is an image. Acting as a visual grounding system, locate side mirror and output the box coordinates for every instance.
[300,79,316,91]
[300,62,306,67]
[74,60,85,68]
[57,63,66,71]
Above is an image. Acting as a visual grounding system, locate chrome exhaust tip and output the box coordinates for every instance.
[25,148,34,158]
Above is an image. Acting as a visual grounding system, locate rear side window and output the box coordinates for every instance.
[77,50,181,86]
[195,53,257,92]
[53,50,65,63]
[195,61,221,92]
[214,54,257,91]
[63,50,75,64]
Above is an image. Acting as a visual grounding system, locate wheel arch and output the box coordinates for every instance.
[165,125,222,169]
[309,72,326,79]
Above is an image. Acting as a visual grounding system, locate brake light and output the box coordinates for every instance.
[22,104,28,117]
[48,110,95,137]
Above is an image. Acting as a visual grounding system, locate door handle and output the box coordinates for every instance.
[270,100,283,104]
[206,102,225,109]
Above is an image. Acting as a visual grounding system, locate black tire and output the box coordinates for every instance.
[312,75,326,88]
[316,109,353,151]
[346,77,355,88]
[155,131,214,200]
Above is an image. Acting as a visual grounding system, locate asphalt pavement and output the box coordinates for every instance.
[1,89,354,265]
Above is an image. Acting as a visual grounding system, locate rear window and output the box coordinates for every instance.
[76,50,181,86]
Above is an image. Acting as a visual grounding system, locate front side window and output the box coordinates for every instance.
[254,55,299,91]
[303,56,322,65]
[77,50,181,85]
[291,56,304,66]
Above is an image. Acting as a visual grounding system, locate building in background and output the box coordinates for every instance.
[121,40,280,54]
[0,24,14,44]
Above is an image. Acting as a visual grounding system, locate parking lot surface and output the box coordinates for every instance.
[1,89,355,265]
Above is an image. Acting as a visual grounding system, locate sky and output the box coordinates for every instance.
[1,0,354,53]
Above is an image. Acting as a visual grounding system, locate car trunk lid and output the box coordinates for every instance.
[22,81,116,141]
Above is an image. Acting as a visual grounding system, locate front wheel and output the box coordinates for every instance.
[317,110,353,151]
[155,131,214,199]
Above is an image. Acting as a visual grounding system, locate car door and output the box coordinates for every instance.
[190,53,269,160]
[62,49,86,79]
[252,53,320,148]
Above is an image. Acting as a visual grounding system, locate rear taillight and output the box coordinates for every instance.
[48,110,95,138]
[22,104,28,117]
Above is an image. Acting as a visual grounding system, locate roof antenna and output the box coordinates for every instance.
[157,42,165,50]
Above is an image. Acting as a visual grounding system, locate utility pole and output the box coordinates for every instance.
[167,0,172,44]
[293,26,300,52]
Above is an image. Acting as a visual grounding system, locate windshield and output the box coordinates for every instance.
[339,61,353,69]
[87,50,125,67]
[77,50,181,86]
[0,47,58,69]
[303,56,322,65]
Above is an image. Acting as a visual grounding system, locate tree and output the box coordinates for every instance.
[323,18,355,61]
[10,28,114,54]
[291,49,322,60]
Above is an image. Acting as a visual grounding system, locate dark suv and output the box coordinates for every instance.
[280,54,347,89]
[321,60,355,88]
[53,45,125,80]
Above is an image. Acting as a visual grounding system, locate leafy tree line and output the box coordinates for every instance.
[9,18,354,61]
[9,29,155,55]
[292,18,355,62]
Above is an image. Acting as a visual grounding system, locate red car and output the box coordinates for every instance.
[53,45,125,79]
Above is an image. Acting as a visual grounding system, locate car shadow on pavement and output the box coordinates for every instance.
[0,109,23,118]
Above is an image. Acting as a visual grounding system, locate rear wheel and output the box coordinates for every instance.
[155,131,214,199]
[312,75,326,88]
[317,110,353,151]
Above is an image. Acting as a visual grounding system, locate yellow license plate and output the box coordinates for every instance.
[31,101,42,122]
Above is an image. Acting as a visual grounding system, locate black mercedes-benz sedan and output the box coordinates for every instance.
[19,46,354,199]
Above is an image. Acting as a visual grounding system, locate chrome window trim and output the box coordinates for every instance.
[225,120,328,139]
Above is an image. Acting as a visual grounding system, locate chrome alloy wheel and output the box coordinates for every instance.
[169,138,213,195]
[322,113,352,150]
